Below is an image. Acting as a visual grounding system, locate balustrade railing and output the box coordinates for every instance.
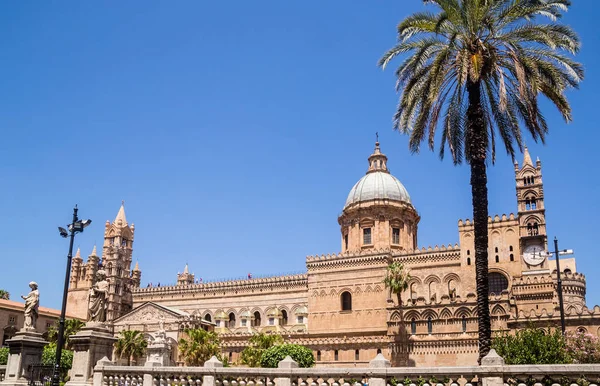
[91,352,600,386]
[0,365,6,382]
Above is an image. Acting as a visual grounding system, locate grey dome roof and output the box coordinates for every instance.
[344,171,411,209]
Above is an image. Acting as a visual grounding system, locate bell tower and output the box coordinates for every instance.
[515,148,548,270]
[102,202,140,320]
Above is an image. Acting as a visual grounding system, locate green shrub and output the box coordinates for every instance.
[260,344,314,368]
[565,330,600,363]
[493,328,571,365]
[42,343,73,369]
[240,333,284,367]
[0,347,8,365]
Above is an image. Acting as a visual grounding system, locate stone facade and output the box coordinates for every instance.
[67,142,600,367]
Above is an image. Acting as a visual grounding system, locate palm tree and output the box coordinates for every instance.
[0,290,10,300]
[383,261,411,308]
[114,330,148,366]
[379,0,582,363]
[178,328,221,366]
[46,319,85,349]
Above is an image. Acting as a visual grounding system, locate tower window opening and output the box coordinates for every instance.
[392,228,400,244]
[317,351,321,361]
[355,349,360,361]
[495,255,499,263]
[427,317,433,335]
[509,245,514,252]
[334,350,339,361]
[253,311,261,327]
[462,316,467,333]
[122,238,127,247]
[363,228,372,245]
[467,258,471,266]
[467,250,470,256]
[344,234,349,250]
[495,247,498,253]
[411,318,416,335]
[341,291,352,311]
[510,254,514,262]
[488,273,509,295]
[377,348,382,354]
[531,199,537,209]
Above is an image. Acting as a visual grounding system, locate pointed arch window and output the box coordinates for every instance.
[228,313,236,328]
[253,311,261,327]
[427,317,433,335]
[204,314,212,323]
[341,292,352,311]
[281,310,288,325]
[410,318,416,335]
[462,316,467,333]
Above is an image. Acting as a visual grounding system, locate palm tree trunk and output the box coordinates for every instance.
[467,80,491,364]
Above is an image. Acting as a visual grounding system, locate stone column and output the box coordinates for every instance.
[65,323,117,386]
[0,329,47,386]
[368,353,390,386]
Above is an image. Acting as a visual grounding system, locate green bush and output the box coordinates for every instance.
[493,328,571,365]
[260,344,314,368]
[240,333,284,367]
[0,347,8,365]
[42,343,74,370]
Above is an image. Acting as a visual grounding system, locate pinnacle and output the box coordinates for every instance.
[74,247,82,260]
[134,261,140,271]
[114,201,128,226]
[183,263,189,274]
[523,147,533,166]
[91,245,97,256]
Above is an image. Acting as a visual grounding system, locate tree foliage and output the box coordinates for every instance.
[46,319,85,350]
[41,343,74,369]
[493,328,571,364]
[260,344,314,368]
[178,328,221,366]
[0,289,10,300]
[383,262,411,305]
[565,330,600,363]
[379,0,582,362]
[114,330,148,366]
[0,347,8,365]
[240,333,284,367]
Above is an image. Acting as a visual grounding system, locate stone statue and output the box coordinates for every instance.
[21,281,39,330]
[88,270,109,322]
[153,319,167,344]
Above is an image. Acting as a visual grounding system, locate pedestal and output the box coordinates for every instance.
[144,341,172,367]
[1,329,47,386]
[65,323,117,386]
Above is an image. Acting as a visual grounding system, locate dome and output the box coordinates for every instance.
[344,171,411,209]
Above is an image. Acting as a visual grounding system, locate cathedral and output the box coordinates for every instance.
[66,141,600,367]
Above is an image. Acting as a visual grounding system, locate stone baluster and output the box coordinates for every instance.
[275,356,298,386]
[368,353,390,386]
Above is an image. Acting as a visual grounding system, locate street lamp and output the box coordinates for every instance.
[52,205,92,386]
[534,238,574,334]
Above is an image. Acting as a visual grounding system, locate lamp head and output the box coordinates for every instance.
[58,227,68,238]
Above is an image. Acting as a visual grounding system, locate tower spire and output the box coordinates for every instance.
[523,147,533,166]
[74,247,82,260]
[114,201,127,225]
[367,138,389,174]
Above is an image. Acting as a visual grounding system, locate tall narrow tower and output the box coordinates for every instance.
[515,148,548,270]
[102,202,140,320]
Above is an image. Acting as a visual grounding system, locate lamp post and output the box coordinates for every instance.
[52,205,92,386]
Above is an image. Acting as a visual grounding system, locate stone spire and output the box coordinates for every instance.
[367,136,389,174]
[74,247,82,260]
[523,147,533,167]
[183,263,189,274]
[90,245,98,257]
[133,261,140,271]
[114,201,127,226]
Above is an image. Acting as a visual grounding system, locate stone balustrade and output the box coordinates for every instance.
[89,351,600,386]
[0,365,5,382]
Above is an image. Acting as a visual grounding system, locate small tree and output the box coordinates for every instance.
[178,328,221,366]
[383,262,411,307]
[0,290,10,300]
[0,347,8,365]
[565,330,600,363]
[260,344,314,368]
[493,328,571,365]
[114,330,148,366]
[46,319,85,350]
[240,333,284,367]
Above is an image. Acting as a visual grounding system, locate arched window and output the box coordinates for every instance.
[411,318,416,335]
[317,351,321,361]
[467,250,471,255]
[341,292,352,311]
[427,317,433,335]
[344,234,349,250]
[462,316,467,333]
[228,313,236,328]
[355,349,360,361]
[281,310,288,325]
[510,254,514,262]
[117,266,122,277]
[467,258,471,266]
[495,255,499,263]
[495,247,499,253]
[488,273,509,295]
[253,311,261,327]
[509,246,514,252]
[533,223,539,235]
[377,348,382,354]
[204,314,212,323]
[334,350,339,361]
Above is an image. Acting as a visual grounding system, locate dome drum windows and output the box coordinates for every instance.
[392,227,400,245]
[362,228,372,245]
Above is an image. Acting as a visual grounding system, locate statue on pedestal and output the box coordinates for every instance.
[21,281,39,331]
[88,270,108,323]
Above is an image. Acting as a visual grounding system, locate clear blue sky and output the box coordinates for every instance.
[1,1,598,309]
